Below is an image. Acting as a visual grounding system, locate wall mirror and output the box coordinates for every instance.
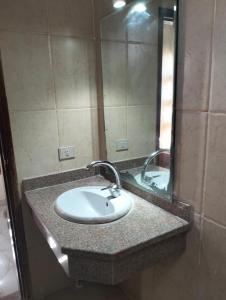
[100,0,178,202]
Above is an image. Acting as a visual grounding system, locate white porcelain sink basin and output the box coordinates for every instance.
[54,186,133,224]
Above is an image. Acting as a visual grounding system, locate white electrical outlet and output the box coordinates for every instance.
[116,139,128,152]
[58,146,75,161]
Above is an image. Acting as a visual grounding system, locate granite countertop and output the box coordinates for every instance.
[24,175,189,261]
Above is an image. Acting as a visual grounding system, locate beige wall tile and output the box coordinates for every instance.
[199,219,226,300]
[121,268,155,300]
[0,32,55,111]
[0,0,48,33]
[204,113,226,226]
[45,284,129,300]
[127,105,156,159]
[177,0,214,111]
[127,44,157,107]
[210,39,226,112]
[57,109,99,170]
[10,111,60,184]
[47,0,94,38]
[175,111,207,212]
[102,41,127,107]
[51,36,96,109]
[151,214,202,300]
[104,106,128,162]
[121,215,202,300]
[210,0,226,112]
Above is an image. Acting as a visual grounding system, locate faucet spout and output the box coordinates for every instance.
[86,160,121,197]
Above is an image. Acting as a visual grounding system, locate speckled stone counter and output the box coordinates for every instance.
[24,175,189,285]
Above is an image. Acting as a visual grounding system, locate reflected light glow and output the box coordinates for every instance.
[127,2,151,28]
[113,0,126,9]
[48,236,57,249]
[132,3,147,13]
[58,255,68,264]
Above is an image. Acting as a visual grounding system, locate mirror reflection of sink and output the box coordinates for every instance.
[135,170,170,191]
[54,186,133,224]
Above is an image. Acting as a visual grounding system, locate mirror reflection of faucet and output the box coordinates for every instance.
[141,149,170,182]
[133,149,171,197]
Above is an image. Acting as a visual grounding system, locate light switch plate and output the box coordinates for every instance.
[58,146,75,161]
[116,139,129,152]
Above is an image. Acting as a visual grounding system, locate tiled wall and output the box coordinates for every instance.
[121,0,226,300]
[101,5,158,161]
[0,0,99,187]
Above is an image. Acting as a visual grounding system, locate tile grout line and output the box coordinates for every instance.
[198,0,217,265]
[9,107,99,113]
[177,108,226,115]
[0,28,96,42]
[203,215,226,231]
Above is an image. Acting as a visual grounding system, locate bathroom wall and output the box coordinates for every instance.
[0,0,99,188]
[121,0,226,300]
[0,1,98,299]
[101,3,158,162]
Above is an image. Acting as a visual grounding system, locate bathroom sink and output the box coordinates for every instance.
[135,170,170,190]
[54,186,133,224]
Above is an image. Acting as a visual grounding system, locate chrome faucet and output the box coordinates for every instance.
[141,149,170,183]
[86,160,121,198]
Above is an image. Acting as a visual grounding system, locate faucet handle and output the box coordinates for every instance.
[101,183,117,191]
[101,184,121,198]
[101,185,112,191]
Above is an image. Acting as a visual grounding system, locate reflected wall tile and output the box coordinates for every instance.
[47,0,94,38]
[100,9,127,41]
[0,0,48,33]
[57,109,99,170]
[177,0,214,111]
[199,219,226,300]
[127,44,157,107]
[0,32,55,111]
[51,36,96,109]
[10,111,60,187]
[102,41,127,107]
[127,105,156,159]
[94,0,114,20]
[104,107,127,162]
[210,0,226,112]
[127,1,158,44]
[175,111,207,212]
[204,114,226,226]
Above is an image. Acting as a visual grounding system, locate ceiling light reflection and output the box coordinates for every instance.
[132,3,147,13]
[113,0,126,9]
